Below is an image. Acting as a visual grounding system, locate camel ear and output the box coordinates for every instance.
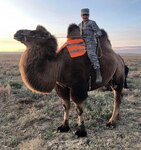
[36,25,47,33]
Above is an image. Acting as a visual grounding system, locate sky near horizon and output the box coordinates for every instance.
[0,0,141,52]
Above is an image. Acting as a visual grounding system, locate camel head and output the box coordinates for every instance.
[14,25,53,46]
[14,25,58,60]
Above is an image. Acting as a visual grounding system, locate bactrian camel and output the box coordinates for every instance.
[14,24,125,137]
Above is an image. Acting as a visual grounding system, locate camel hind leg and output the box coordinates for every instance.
[107,87,122,128]
[107,71,124,128]
[55,84,70,132]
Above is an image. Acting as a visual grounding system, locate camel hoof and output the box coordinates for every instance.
[106,122,116,128]
[75,129,87,137]
[57,125,70,132]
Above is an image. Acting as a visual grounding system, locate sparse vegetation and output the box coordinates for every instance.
[0,54,141,150]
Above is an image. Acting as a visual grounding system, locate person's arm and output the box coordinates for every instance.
[91,21,102,37]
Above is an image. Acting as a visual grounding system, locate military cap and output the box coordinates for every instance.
[81,8,89,15]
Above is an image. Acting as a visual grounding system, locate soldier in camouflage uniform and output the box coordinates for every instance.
[79,8,102,83]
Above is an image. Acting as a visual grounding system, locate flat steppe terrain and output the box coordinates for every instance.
[0,53,141,150]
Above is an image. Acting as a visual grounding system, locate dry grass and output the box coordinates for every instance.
[18,137,44,150]
[0,53,141,150]
[0,83,11,96]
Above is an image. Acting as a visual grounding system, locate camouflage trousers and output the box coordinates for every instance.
[85,39,100,69]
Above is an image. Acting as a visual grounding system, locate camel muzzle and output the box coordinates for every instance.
[14,30,31,42]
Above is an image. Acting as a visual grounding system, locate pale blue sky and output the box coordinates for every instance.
[0,0,141,51]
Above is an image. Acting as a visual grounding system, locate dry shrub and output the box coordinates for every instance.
[122,89,130,95]
[129,71,141,78]
[18,106,39,128]
[132,89,141,97]
[127,95,135,102]
[0,83,11,96]
[18,137,44,150]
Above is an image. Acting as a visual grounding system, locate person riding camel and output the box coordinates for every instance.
[79,8,102,83]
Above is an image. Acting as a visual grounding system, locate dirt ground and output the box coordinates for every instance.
[0,53,141,150]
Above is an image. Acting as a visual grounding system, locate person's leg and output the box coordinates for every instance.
[86,41,102,83]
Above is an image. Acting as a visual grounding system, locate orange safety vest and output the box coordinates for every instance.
[58,38,87,58]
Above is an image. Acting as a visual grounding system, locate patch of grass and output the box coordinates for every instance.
[86,91,113,123]
[43,130,54,140]
[128,77,141,89]
[18,107,39,129]
[129,66,138,71]
[1,54,141,150]
[10,81,22,89]
[9,137,20,148]
[18,137,44,150]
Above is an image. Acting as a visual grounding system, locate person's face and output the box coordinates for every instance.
[81,14,89,22]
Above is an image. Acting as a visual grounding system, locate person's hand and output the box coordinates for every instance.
[96,31,102,37]
[95,34,100,38]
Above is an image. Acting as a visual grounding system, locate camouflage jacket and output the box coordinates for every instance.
[79,19,102,41]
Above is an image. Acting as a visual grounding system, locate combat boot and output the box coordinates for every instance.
[95,68,102,83]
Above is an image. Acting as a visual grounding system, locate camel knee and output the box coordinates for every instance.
[62,99,70,110]
[74,102,85,125]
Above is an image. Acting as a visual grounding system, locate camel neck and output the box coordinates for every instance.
[19,46,61,93]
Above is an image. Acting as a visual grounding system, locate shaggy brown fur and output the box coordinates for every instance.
[14,24,125,137]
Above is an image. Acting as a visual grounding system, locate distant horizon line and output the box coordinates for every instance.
[0,45,140,53]
[114,45,141,48]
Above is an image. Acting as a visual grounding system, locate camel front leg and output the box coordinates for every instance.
[107,89,122,128]
[75,102,87,137]
[55,84,70,132]
[71,85,88,137]
[57,99,70,132]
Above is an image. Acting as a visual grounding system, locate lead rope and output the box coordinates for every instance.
[80,23,83,36]
[97,38,103,58]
